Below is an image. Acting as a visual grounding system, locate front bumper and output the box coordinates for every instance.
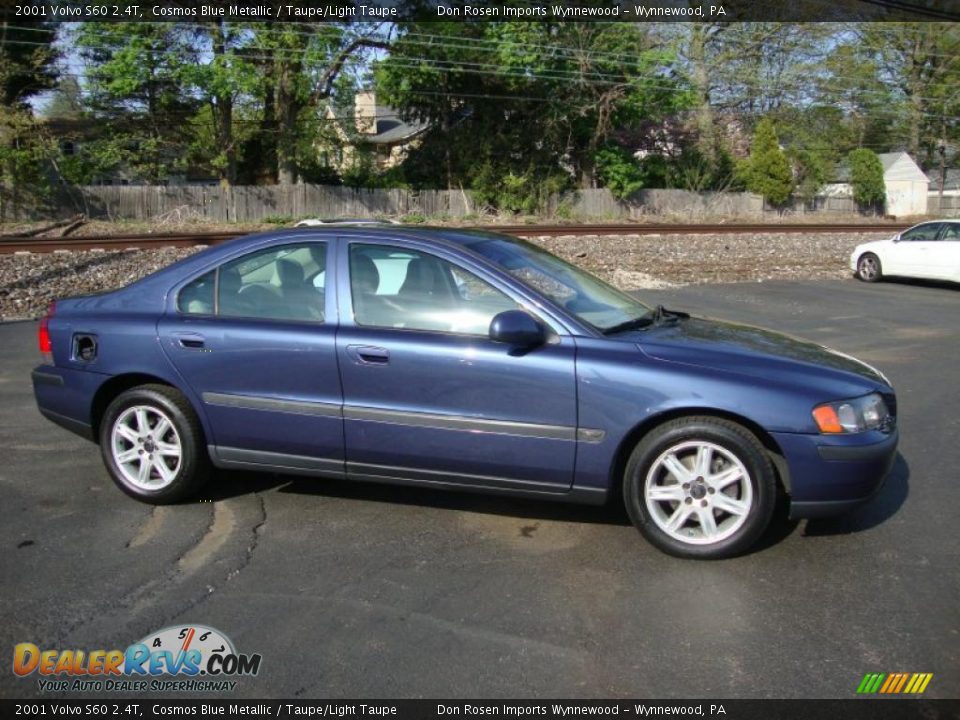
[771,428,899,519]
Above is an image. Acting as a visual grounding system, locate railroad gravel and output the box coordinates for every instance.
[0,231,891,321]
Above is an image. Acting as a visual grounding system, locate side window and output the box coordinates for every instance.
[349,244,520,335]
[178,243,326,321]
[901,223,943,242]
[940,224,960,241]
[218,243,326,322]
[178,271,215,315]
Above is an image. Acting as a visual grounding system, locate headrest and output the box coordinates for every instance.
[351,253,380,293]
[276,258,304,286]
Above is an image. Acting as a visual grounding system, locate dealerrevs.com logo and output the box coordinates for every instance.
[13,625,262,693]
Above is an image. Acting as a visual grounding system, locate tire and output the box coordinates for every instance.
[856,253,883,282]
[99,384,210,504]
[623,416,776,559]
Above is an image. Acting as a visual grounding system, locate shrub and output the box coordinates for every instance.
[847,148,886,210]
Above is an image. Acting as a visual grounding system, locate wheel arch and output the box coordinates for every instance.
[90,373,188,442]
[607,407,791,500]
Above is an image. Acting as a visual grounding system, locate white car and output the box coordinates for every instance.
[294,218,399,227]
[851,220,960,283]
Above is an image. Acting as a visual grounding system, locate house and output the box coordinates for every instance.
[823,152,930,217]
[320,91,428,174]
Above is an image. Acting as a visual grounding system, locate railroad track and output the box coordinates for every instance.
[0,222,905,254]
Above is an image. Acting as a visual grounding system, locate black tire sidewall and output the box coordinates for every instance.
[99,386,206,504]
[623,418,776,559]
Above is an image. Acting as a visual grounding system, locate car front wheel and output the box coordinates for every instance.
[856,253,883,282]
[99,384,210,504]
[623,416,776,559]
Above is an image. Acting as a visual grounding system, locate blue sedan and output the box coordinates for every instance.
[32,227,898,558]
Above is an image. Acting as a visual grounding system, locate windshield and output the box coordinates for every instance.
[464,233,650,332]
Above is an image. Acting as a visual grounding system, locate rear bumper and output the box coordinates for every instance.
[772,428,899,520]
[32,365,98,442]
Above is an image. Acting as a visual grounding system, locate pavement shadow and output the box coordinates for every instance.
[201,462,631,526]
[200,468,293,501]
[802,453,910,536]
[747,489,801,555]
[274,475,633,526]
[202,455,907,541]
[881,277,958,292]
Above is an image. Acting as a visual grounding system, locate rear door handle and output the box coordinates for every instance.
[173,333,206,349]
[346,345,390,365]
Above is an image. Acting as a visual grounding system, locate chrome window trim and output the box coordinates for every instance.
[201,391,605,443]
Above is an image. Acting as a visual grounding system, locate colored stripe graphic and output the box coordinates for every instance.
[857,672,933,694]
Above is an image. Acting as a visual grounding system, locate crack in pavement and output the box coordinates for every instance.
[55,493,267,649]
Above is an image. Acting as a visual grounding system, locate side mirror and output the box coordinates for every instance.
[489,310,546,348]
[892,233,902,243]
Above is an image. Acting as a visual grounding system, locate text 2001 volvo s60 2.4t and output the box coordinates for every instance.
[32,228,898,558]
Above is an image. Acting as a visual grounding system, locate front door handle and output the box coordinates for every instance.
[346,345,390,365]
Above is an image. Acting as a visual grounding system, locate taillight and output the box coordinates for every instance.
[38,301,55,361]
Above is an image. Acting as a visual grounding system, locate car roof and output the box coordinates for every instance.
[124,226,523,295]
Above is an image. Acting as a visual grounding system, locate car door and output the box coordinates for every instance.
[157,240,344,475]
[931,222,960,281]
[335,239,578,492]
[887,222,943,277]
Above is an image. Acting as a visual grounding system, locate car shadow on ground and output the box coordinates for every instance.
[802,453,910,536]
[202,455,909,542]
[880,277,958,291]
[205,467,633,526]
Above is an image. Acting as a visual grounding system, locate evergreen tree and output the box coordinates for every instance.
[847,148,886,211]
[742,118,794,206]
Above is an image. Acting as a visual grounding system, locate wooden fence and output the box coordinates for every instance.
[4,183,874,223]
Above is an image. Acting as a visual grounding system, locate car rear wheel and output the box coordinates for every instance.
[856,253,883,282]
[100,384,209,504]
[623,416,776,559]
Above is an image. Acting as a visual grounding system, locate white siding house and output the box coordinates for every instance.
[822,152,930,217]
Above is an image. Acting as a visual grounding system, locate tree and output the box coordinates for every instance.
[847,148,886,211]
[44,77,84,120]
[75,23,197,183]
[179,22,259,186]
[0,16,58,106]
[741,118,793,206]
[376,22,686,205]
[0,17,59,219]
[237,20,388,185]
[858,23,960,167]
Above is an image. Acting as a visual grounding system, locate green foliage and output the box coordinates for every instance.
[0,106,57,218]
[789,148,832,203]
[741,119,794,206]
[669,147,738,192]
[401,213,426,224]
[0,18,59,106]
[847,149,886,209]
[594,147,649,199]
[470,162,571,215]
[376,22,688,192]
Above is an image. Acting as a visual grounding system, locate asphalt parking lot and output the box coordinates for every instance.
[1,278,957,700]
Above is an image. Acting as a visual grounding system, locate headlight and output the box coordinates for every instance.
[813,393,892,433]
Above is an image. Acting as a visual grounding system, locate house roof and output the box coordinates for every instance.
[834,151,929,183]
[365,108,429,145]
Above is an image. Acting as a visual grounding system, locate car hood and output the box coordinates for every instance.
[629,316,890,393]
